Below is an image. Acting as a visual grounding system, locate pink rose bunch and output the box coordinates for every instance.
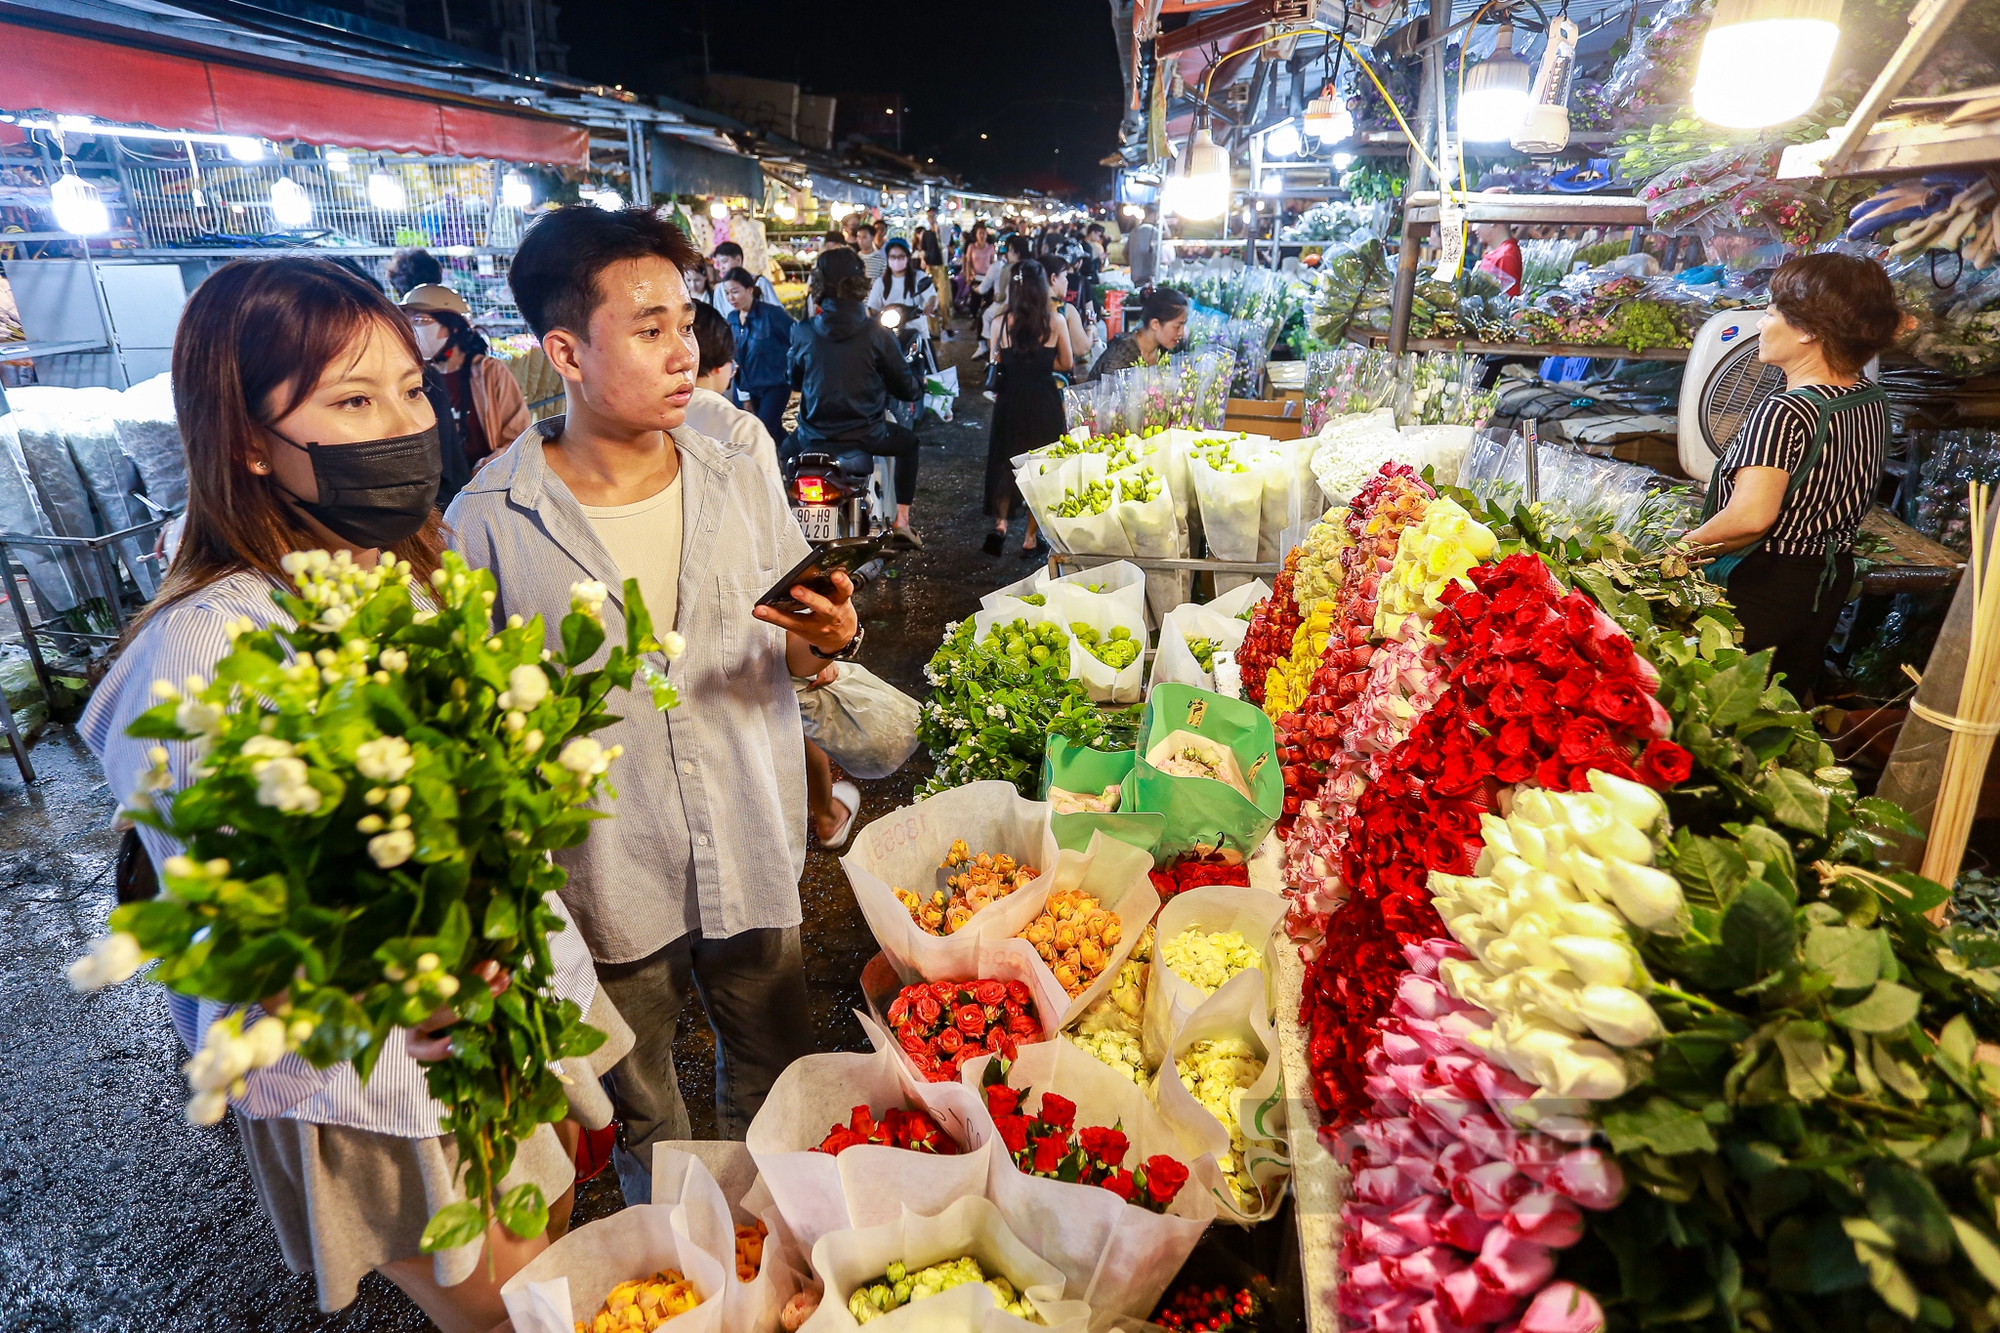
[1338,943,1622,1333]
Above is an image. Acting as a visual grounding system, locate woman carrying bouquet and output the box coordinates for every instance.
[78,257,632,1332]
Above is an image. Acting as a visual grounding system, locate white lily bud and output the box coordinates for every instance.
[1605,862,1688,935]
[245,1016,289,1068]
[1573,985,1664,1047]
[1558,901,1629,939]
[1588,769,1668,832]
[1489,855,1533,892]
[1511,822,1550,870]
[1511,788,1559,828]
[1479,814,1517,857]
[1551,935,1636,988]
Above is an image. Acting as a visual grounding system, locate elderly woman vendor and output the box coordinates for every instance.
[1680,253,1905,701]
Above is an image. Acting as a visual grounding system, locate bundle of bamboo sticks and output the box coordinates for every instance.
[1919,483,2000,896]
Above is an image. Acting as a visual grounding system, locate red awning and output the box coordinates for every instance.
[0,18,588,166]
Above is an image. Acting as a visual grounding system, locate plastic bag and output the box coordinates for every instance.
[502,1144,731,1333]
[841,780,1061,983]
[1122,685,1282,862]
[800,1196,1091,1333]
[797,663,922,780]
[1148,604,1251,696]
[746,1023,1001,1253]
[957,1040,1220,1326]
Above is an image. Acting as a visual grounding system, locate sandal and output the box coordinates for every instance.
[819,781,862,850]
[982,531,1006,556]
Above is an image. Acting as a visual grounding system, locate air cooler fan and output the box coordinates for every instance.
[1676,310,1787,478]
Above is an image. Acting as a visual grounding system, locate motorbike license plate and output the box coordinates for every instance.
[796,505,839,543]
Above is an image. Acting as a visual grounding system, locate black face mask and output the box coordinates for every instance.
[273,426,441,549]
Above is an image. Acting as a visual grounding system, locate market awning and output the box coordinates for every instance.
[647,132,765,199]
[0,17,588,166]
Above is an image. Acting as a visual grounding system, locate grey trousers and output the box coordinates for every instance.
[595,925,814,1204]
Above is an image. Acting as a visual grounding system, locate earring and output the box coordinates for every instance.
[251,460,269,474]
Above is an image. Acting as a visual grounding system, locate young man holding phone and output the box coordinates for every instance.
[446,205,863,1197]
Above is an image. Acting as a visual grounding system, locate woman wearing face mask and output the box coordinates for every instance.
[80,257,631,1332]
[867,238,937,321]
[399,285,530,472]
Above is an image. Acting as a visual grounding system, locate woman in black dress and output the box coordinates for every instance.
[984,259,1074,557]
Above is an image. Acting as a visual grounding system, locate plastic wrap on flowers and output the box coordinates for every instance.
[799,1195,1092,1333]
[502,1145,732,1333]
[1142,883,1285,1069]
[1149,602,1251,696]
[1152,981,1288,1226]
[957,1039,1219,1328]
[1336,943,1625,1333]
[842,780,1061,984]
[745,1019,1001,1252]
[1235,549,1303,710]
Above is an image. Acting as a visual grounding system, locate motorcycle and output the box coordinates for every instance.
[878,303,938,430]
[787,447,878,545]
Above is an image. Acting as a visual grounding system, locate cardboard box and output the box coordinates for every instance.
[1224,396,1304,441]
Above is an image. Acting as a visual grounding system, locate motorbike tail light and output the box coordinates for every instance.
[797,476,828,504]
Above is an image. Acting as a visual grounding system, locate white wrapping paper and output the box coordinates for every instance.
[745,1030,1001,1253]
[1018,832,1160,1027]
[1043,562,1149,633]
[842,781,1061,983]
[654,1142,807,1333]
[1044,502,1135,559]
[1147,605,1251,696]
[801,1196,1092,1333]
[957,1040,1219,1328]
[1201,579,1272,621]
[1152,988,1289,1227]
[1186,449,1268,563]
[1056,586,1148,705]
[501,1150,729,1333]
[1141,884,1286,1069]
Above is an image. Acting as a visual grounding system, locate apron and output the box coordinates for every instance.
[1700,382,1885,606]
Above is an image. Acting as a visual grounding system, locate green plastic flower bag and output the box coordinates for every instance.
[1121,684,1280,861]
[1040,735,1164,856]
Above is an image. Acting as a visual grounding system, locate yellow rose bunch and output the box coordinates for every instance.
[580,1270,699,1333]
[1372,496,1499,642]
[1020,888,1123,995]
[1263,597,1338,719]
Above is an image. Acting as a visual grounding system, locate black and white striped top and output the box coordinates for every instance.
[1715,383,1888,557]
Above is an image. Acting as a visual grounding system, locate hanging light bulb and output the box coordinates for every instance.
[326,149,351,173]
[226,137,265,162]
[1460,24,1534,143]
[1264,121,1302,160]
[709,198,729,219]
[1261,169,1283,195]
[269,176,313,227]
[51,164,110,236]
[1514,15,1579,153]
[502,171,532,209]
[1304,91,1354,144]
[1332,152,1356,171]
[367,168,407,211]
[1164,125,1230,221]
[593,189,624,211]
[774,198,797,220]
[1693,0,1841,128]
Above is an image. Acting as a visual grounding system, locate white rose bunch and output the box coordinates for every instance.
[1160,926,1262,995]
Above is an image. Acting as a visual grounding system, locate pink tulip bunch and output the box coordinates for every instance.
[1337,942,1621,1333]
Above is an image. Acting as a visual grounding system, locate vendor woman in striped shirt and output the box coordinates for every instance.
[80,257,630,1330]
[1682,253,1906,700]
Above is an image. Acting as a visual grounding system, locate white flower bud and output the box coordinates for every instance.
[378,648,409,673]
[1557,901,1628,939]
[659,631,686,660]
[1588,768,1668,832]
[1511,822,1550,870]
[1511,788,1559,828]
[1573,985,1664,1047]
[1605,861,1688,935]
[386,786,411,814]
[505,710,527,734]
[356,815,385,834]
[354,735,415,784]
[416,953,439,974]
[150,679,182,702]
[557,737,609,776]
[1551,935,1636,988]
[245,1016,289,1068]
[1580,817,1655,867]
[368,828,416,869]
[1562,848,1611,906]
[435,974,460,999]
[523,729,544,754]
[66,931,147,991]
[186,1089,228,1126]
[506,664,549,711]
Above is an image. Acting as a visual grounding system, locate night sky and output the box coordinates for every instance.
[560,0,1126,196]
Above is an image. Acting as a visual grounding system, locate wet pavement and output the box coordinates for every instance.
[0,327,1027,1331]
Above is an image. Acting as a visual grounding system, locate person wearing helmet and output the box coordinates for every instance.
[398,284,531,473]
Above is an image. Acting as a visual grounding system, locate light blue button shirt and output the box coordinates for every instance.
[446,417,813,965]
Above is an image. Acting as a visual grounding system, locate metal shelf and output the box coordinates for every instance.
[1360,333,1690,362]
[0,339,111,359]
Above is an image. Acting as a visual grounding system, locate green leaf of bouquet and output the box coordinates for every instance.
[1953,1217,2000,1294]
[1775,1020,1837,1101]
[482,893,519,941]
[561,612,606,667]
[1705,655,1770,731]
[1671,832,1748,909]
[1872,1037,1932,1103]
[1603,1094,1717,1156]
[1863,1160,1953,1264]
[1829,980,1921,1034]
[495,1182,550,1239]
[1852,796,1923,838]
[1805,924,1881,993]
[1768,1212,1869,1293]
[1761,768,1829,836]
[1723,879,1798,984]
[620,577,658,654]
[1844,1218,1922,1318]
[419,1199,490,1253]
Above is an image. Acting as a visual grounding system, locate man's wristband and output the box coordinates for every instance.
[809,624,865,661]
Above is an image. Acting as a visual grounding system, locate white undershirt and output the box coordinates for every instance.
[581,475,683,633]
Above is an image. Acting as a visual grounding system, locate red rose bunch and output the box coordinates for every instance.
[1148,853,1251,903]
[1304,553,1684,1129]
[813,1103,964,1156]
[1236,547,1303,708]
[981,1080,1190,1213]
[1151,1284,1258,1333]
[886,979,1043,1083]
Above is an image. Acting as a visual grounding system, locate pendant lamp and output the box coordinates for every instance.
[1692,0,1841,128]
[1460,23,1533,143]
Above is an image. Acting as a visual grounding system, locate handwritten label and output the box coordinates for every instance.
[1185,699,1208,729]
[864,809,928,861]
